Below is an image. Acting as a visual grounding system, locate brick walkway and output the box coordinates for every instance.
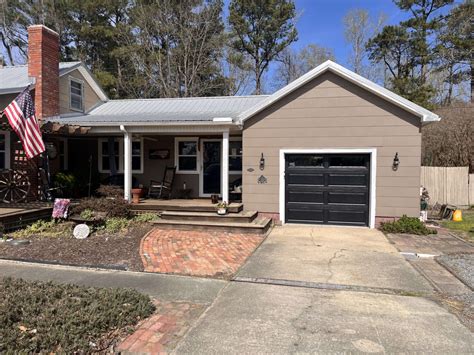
[141,229,264,278]
[117,300,205,354]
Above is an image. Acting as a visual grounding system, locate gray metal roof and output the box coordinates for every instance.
[0,62,81,95]
[54,95,269,125]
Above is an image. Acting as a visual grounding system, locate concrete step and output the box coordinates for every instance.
[152,217,272,234]
[133,202,243,213]
[160,210,258,223]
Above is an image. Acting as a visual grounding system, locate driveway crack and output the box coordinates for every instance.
[326,249,345,283]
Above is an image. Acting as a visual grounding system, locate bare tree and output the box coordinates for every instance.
[274,43,335,89]
[422,102,474,172]
[115,0,227,98]
[221,46,253,95]
[343,8,385,82]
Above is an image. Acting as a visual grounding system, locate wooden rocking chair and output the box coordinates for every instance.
[149,166,176,199]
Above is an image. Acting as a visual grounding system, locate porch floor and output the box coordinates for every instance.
[132,199,243,213]
[0,202,53,231]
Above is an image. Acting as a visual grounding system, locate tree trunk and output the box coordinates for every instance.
[471,62,474,103]
[255,58,261,95]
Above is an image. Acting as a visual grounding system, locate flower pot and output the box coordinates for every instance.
[217,208,227,215]
[131,188,143,204]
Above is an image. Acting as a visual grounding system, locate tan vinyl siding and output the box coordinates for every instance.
[242,71,422,218]
[59,69,102,114]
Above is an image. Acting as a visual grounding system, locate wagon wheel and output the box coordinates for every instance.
[0,170,31,203]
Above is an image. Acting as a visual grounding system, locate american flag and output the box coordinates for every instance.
[4,87,45,159]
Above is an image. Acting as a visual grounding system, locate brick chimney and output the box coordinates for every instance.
[28,25,59,120]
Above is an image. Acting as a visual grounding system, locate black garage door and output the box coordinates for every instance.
[285,154,370,226]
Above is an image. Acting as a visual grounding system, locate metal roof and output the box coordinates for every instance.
[0,62,82,95]
[54,95,269,125]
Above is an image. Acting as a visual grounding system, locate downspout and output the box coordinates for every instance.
[120,125,132,203]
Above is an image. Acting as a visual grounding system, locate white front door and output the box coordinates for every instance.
[199,139,221,197]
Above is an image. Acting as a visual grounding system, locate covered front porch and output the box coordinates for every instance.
[52,123,243,204]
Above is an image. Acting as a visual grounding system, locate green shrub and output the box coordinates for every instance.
[10,220,74,239]
[134,212,158,223]
[380,215,437,235]
[79,209,94,220]
[71,197,131,218]
[105,217,130,233]
[0,277,155,353]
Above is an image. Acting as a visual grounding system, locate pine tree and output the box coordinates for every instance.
[228,0,297,94]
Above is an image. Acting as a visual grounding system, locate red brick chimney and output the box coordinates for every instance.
[28,25,59,120]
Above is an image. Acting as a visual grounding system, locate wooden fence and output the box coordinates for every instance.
[421,167,473,207]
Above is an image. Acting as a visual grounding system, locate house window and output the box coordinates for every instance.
[0,131,10,170]
[58,138,68,171]
[70,78,84,111]
[229,139,242,173]
[175,138,198,173]
[98,138,143,173]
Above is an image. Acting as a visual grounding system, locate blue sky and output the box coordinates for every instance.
[224,0,461,92]
[292,0,406,66]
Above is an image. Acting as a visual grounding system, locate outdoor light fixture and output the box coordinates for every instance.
[392,152,400,171]
[259,153,265,170]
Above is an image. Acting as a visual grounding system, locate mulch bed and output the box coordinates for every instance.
[0,224,152,271]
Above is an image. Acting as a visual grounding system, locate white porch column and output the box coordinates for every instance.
[222,130,229,203]
[121,125,132,202]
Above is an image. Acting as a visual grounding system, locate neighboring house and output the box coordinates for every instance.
[0,25,440,228]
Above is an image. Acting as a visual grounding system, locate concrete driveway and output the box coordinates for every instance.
[236,225,433,293]
[174,226,473,353]
[175,282,473,354]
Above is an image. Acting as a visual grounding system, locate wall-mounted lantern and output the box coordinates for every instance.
[259,153,265,170]
[392,152,400,171]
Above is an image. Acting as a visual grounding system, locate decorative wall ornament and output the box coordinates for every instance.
[259,153,265,170]
[392,152,400,171]
[149,149,170,160]
[257,175,267,184]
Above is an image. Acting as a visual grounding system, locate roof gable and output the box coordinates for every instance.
[0,61,108,101]
[238,60,439,123]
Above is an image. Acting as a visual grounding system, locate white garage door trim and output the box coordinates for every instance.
[279,148,377,228]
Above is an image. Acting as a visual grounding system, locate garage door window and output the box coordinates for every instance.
[329,155,367,167]
[288,154,324,167]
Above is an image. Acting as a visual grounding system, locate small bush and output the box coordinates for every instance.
[10,220,73,239]
[96,184,124,198]
[71,197,131,218]
[80,209,94,220]
[105,217,130,234]
[134,212,158,223]
[380,215,437,235]
[0,277,155,353]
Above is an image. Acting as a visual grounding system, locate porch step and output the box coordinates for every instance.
[152,217,272,235]
[133,201,243,213]
[160,210,257,223]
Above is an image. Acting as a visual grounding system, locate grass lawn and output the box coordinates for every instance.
[441,209,474,242]
[0,277,155,353]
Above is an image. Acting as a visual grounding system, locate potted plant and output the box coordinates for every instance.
[131,188,143,204]
[216,201,228,215]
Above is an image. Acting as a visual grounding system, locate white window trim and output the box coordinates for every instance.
[279,148,377,229]
[229,136,242,175]
[175,137,199,174]
[69,76,84,112]
[59,137,68,171]
[98,138,144,174]
[0,130,11,170]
